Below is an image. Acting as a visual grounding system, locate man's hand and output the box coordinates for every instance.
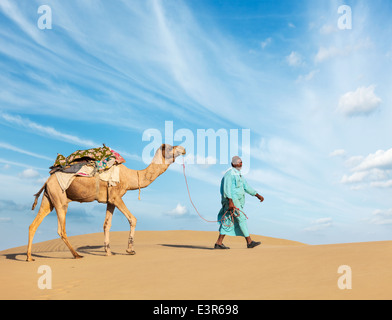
[228,198,240,217]
[228,198,235,211]
[255,193,264,202]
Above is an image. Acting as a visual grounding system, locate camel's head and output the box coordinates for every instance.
[157,144,186,165]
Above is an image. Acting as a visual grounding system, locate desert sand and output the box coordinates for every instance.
[0,230,391,300]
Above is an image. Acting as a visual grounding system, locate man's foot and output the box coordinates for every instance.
[214,243,230,249]
[247,241,261,248]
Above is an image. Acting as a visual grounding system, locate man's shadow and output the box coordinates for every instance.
[159,244,214,250]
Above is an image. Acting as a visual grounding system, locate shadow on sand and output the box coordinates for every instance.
[1,243,215,262]
[159,244,214,250]
[2,252,73,261]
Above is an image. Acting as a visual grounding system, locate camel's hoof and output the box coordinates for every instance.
[105,251,113,256]
[126,249,136,255]
[74,255,84,259]
[26,257,35,262]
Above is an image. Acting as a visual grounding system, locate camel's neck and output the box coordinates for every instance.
[135,161,170,189]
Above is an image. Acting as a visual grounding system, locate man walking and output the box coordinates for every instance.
[214,156,264,249]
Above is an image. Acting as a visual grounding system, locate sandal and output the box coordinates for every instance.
[247,241,261,248]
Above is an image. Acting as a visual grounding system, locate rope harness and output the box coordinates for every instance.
[181,158,248,228]
[137,171,141,200]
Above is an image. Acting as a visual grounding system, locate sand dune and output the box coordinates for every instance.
[1,230,391,300]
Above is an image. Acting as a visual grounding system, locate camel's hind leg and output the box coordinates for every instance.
[103,203,115,256]
[56,204,83,259]
[27,195,53,262]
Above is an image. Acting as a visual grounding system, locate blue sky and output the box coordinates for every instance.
[1,0,392,250]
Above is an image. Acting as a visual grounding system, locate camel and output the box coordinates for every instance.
[26,144,186,262]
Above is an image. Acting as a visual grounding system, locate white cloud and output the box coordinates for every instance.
[329,149,346,157]
[315,46,341,63]
[304,217,333,232]
[338,85,382,116]
[341,171,368,184]
[319,24,337,35]
[19,168,40,179]
[369,209,392,225]
[183,153,217,166]
[286,51,303,67]
[370,180,392,188]
[261,37,272,49]
[341,168,389,184]
[296,69,319,82]
[165,203,190,218]
[344,156,364,168]
[353,148,392,171]
[340,148,392,189]
[315,39,372,63]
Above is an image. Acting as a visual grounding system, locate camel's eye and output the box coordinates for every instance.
[164,146,173,157]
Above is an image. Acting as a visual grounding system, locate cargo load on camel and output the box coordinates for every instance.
[49,144,126,191]
[50,144,125,174]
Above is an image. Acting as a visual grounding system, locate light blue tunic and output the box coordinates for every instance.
[217,167,257,237]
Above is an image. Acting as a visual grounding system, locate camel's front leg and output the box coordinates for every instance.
[56,204,83,259]
[113,198,137,255]
[103,203,115,256]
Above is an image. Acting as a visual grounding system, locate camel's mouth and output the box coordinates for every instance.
[175,146,186,156]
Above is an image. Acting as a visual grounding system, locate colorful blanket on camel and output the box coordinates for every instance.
[50,145,125,173]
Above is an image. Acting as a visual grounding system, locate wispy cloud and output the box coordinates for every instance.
[286,51,303,67]
[1,113,98,147]
[329,149,346,157]
[368,209,392,225]
[296,69,319,82]
[304,218,333,232]
[314,39,372,63]
[0,141,52,161]
[0,0,277,134]
[1,113,141,162]
[261,37,272,49]
[0,158,46,171]
[319,24,337,35]
[0,0,43,45]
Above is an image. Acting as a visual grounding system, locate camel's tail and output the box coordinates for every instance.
[32,183,47,210]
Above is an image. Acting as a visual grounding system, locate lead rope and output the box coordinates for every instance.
[181,158,247,228]
[137,171,141,200]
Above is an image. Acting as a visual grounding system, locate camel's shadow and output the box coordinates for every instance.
[1,245,124,261]
[76,245,131,256]
[2,252,73,261]
[1,243,214,262]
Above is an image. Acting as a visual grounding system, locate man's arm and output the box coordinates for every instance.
[242,177,264,202]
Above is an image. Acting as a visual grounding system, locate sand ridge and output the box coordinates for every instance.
[1,230,391,300]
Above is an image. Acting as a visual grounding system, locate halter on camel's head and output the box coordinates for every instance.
[155,144,186,165]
